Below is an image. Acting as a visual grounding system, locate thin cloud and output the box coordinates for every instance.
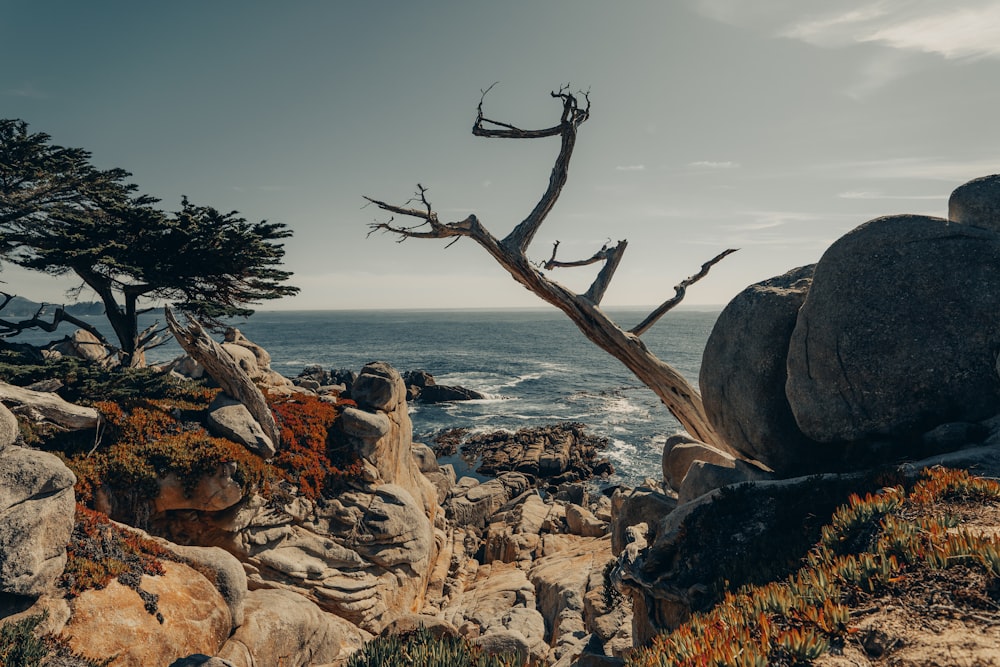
[817,156,1000,182]
[615,164,646,172]
[838,190,946,200]
[4,84,48,99]
[688,160,741,169]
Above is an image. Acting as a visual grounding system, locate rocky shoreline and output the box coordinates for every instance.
[3,175,1000,666]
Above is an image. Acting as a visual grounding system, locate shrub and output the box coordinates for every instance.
[347,626,525,667]
[268,392,363,500]
[60,506,177,623]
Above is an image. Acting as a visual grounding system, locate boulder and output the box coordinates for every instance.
[61,560,231,667]
[447,473,532,530]
[223,327,271,369]
[609,483,676,556]
[220,343,261,379]
[699,265,815,473]
[215,589,343,667]
[162,544,248,633]
[677,458,774,504]
[483,491,551,564]
[417,385,487,403]
[787,214,1000,445]
[0,402,18,450]
[153,462,244,513]
[661,435,735,491]
[206,393,276,458]
[949,174,1000,232]
[0,445,76,597]
[565,504,608,538]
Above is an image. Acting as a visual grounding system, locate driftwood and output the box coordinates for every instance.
[0,382,101,430]
[165,307,280,451]
[366,86,737,452]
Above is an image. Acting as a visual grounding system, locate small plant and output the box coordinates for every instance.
[347,626,525,667]
[60,505,178,623]
[0,613,47,667]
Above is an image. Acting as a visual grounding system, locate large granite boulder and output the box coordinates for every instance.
[205,393,276,458]
[700,265,816,473]
[61,560,231,667]
[0,401,18,450]
[215,589,357,667]
[949,174,1000,232]
[786,213,1000,444]
[0,442,76,597]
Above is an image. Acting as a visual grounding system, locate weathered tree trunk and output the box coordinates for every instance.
[0,381,101,430]
[165,307,281,450]
[366,87,738,454]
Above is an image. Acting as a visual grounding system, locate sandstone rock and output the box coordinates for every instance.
[949,174,1000,232]
[163,544,248,632]
[380,612,459,638]
[0,402,18,450]
[0,445,76,597]
[529,534,617,663]
[206,393,276,458]
[216,589,342,667]
[662,435,735,491]
[169,656,237,667]
[566,503,608,538]
[443,561,549,663]
[411,442,440,473]
[447,473,532,530]
[62,561,230,667]
[677,458,774,505]
[223,327,271,369]
[154,462,244,513]
[699,265,815,473]
[787,214,1000,445]
[351,361,405,412]
[483,491,551,564]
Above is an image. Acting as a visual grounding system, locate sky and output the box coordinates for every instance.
[2,0,999,311]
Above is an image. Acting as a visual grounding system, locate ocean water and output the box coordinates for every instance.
[12,307,721,488]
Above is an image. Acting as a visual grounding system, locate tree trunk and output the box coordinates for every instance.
[165,307,281,450]
[366,88,738,455]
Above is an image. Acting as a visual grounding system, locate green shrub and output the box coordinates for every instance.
[347,627,525,667]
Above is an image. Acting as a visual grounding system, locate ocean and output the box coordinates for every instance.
[13,307,721,488]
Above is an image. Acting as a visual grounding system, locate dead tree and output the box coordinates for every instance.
[366,87,737,452]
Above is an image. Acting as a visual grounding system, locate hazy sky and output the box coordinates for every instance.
[3,1,999,310]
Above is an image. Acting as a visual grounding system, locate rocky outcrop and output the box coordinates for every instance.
[205,393,277,458]
[215,589,357,667]
[787,213,1000,445]
[450,423,614,491]
[699,265,815,474]
[154,462,244,514]
[47,329,117,367]
[949,173,1000,232]
[0,435,76,598]
[61,560,231,667]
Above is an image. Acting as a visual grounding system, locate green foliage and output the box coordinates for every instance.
[625,467,1000,667]
[347,627,525,667]
[0,613,47,667]
[0,118,298,363]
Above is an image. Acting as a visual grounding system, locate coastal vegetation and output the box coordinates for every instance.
[0,118,299,367]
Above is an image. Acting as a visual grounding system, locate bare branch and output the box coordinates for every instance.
[543,239,617,270]
[0,294,115,350]
[364,189,479,243]
[584,240,628,305]
[629,248,738,337]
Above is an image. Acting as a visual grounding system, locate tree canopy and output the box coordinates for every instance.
[0,119,299,365]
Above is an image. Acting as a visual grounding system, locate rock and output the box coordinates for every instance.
[529,534,617,663]
[61,561,231,667]
[677,458,774,504]
[787,214,1000,445]
[339,407,391,446]
[169,656,237,667]
[154,462,244,513]
[162,544,248,633]
[380,612,459,639]
[351,361,405,412]
[215,589,342,667]
[700,265,815,473]
[206,393,276,458]
[483,491,551,564]
[0,402,18,450]
[472,630,533,663]
[566,504,608,538]
[447,473,532,530]
[661,435,735,492]
[417,384,487,403]
[411,442,439,473]
[223,327,271,369]
[921,421,985,453]
[949,174,1000,232]
[0,445,76,597]
[458,423,613,490]
[609,484,676,556]
[404,370,436,388]
[220,342,261,379]
[443,561,549,663]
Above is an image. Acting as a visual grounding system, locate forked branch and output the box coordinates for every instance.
[629,248,738,337]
